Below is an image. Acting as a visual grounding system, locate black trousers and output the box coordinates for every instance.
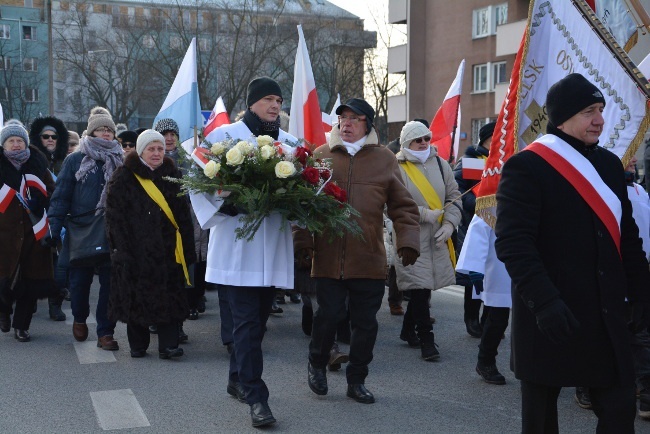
[0,283,36,331]
[478,306,510,365]
[225,285,274,405]
[309,278,384,384]
[127,322,178,352]
[463,282,483,322]
[520,380,636,434]
[401,288,433,341]
[217,284,234,345]
[187,261,206,310]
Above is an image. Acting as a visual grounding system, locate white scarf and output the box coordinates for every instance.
[403,146,431,164]
[341,136,367,156]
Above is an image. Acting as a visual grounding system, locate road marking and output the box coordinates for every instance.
[435,286,464,298]
[90,389,150,430]
[64,309,96,325]
[74,341,117,364]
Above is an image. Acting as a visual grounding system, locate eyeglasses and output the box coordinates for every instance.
[338,115,366,125]
[94,127,114,134]
[414,136,431,144]
[122,143,135,148]
[41,134,58,140]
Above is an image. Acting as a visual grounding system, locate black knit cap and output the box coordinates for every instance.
[478,121,496,147]
[118,130,138,144]
[336,98,375,133]
[246,77,283,107]
[546,73,606,127]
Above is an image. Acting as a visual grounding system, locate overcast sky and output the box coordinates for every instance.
[326,0,388,31]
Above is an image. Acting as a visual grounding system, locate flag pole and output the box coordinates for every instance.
[448,106,460,165]
[628,0,650,32]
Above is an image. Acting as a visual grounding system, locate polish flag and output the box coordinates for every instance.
[321,94,341,133]
[204,96,230,142]
[430,59,465,162]
[21,174,48,198]
[0,184,16,213]
[32,210,49,241]
[289,25,327,151]
[191,147,211,169]
[461,158,485,180]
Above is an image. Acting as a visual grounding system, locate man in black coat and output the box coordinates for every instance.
[495,73,650,433]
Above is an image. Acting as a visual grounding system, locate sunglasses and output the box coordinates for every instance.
[122,143,135,148]
[41,134,58,140]
[414,136,431,144]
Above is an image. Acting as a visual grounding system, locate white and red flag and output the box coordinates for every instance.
[0,184,16,213]
[203,96,230,142]
[21,174,48,198]
[585,0,638,51]
[32,210,49,241]
[429,59,464,162]
[461,157,485,181]
[289,25,327,150]
[475,0,650,226]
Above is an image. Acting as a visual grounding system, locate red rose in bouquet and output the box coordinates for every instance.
[295,146,312,165]
[319,168,331,180]
[323,182,347,203]
[301,167,320,185]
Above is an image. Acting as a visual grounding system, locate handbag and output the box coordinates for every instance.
[66,208,110,267]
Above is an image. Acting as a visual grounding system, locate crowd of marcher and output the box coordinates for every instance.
[1,73,649,431]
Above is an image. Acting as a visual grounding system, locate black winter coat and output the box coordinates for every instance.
[105,153,195,326]
[29,116,69,175]
[495,129,650,388]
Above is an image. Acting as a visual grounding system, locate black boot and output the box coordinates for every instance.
[420,333,440,361]
[48,299,66,321]
[178,323,188,343]
[0,312,10,333]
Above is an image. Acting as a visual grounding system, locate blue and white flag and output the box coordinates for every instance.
[153,38,202,152]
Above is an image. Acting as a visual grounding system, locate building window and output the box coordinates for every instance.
[142,34,155,48]
[471,118,494,145]
[56,88,65,110]
[473,63,489,93]
[0,24,10,39]
[24,0,34,7]
[472,3,508,39]
[0,56,10,70]
[170,35,182,49]
[198,37,209,51]
[22,25,36,40]
[55,59,65,81]
[0,87,8,101]
[493,61,507,88]
[23,57,37,72]
[23,87,39,102]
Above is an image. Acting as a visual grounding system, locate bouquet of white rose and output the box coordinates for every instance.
[173,135,362,242]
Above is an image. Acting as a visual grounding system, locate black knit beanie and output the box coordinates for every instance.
[478,121,496,147]
[246,77,282,107]
[546,73,606,127]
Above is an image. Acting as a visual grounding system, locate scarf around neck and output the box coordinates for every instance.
[76,135,124,213]
[243,109,281,140]
[4,148,31,170]
[402,146,431,164]
[341,136,367,156]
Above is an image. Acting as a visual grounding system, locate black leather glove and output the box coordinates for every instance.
[629,302,650,333]
[398,247,419,267]
[468,271,484,295]
[534,298,580,344]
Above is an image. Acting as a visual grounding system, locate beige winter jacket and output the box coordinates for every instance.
[393,147,462,291]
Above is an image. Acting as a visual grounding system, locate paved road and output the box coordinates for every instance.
[1,283,648,433]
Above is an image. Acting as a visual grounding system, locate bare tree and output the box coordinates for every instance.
[0,38,47,124]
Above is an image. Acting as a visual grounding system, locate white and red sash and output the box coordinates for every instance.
[525,134,622,255]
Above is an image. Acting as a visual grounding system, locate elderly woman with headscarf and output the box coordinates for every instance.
[48,107,124,351]
[393,120,462,361]
[0,122,56,341]
[105,130,195,359]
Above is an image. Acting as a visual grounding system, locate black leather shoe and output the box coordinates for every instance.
[187,309,199,320]
[476,362,506,385]
[159,347,184,359]
[130,349,147,358]
[347,384,375,404]
[399,329,421,348]
[14,329,30,342]
[308,363,328,395]
[466,319,483,338]
[227,381,246,403]
[0,312,10,333]
[250,401,276,427]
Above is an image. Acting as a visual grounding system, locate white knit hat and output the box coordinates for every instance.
[136,129,165,156]
[400,121,431,149]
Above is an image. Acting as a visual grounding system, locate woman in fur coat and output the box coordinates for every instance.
[105,130,195,359]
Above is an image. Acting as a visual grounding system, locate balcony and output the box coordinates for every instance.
[387,94,406,123]
[388,0,407,24]
[496,19,526,57]
[387,43,407,74]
